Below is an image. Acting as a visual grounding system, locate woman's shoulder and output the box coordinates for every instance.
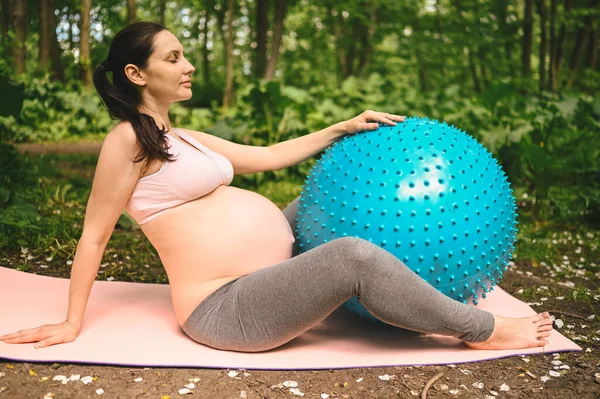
[107,121,139,150]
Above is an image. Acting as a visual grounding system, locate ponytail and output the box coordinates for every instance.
[92,22,176,169]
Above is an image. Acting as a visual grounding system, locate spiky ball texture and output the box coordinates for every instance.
[295,116,518,324]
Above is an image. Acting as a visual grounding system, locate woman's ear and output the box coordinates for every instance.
[124,64,147,87]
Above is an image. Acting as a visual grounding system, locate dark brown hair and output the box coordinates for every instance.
[92,21,176,170]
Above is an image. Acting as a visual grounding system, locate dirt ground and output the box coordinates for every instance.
[1,143,598,398]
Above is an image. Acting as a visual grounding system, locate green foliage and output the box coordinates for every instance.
[0,75,114,143]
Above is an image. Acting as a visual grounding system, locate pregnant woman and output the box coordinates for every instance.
[1,22,553,352]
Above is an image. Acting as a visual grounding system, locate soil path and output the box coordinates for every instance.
[14,141,103,155]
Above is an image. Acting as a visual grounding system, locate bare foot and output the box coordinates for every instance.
[464,312,553,350]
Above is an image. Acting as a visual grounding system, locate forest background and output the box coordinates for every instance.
[0,0,598,272]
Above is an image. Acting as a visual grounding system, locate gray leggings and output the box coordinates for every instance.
[181,196,495,352]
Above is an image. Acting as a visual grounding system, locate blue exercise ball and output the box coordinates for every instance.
[295,116,518,324]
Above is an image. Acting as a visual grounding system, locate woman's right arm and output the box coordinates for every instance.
[0,122,143,348]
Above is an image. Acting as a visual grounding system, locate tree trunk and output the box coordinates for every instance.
[254,0,267,79]
[126,0,136,25]
[38,0,51,73]
[79,0,92,88]
[1,0,10,55]
[467,47,481,93]
[472,0,487,89]
[264,0,287,81]
[356,5,375,77]
[434,1,445,77]
[68,13,73,50]
[549,0,557,90]
[565,0,598,88]
[590,26,598,69]
[494,0,514,75]
[553,0,573,91]
[452,0,481,93]
[12,0,27,75]
[202,0,212,84]
[537,0,548,91]
[215,0,226,65]
[325,7,348,81]
[159,0,166,26]
[223,0,234,108]
[522,0,534,78]
[48,0,65,82]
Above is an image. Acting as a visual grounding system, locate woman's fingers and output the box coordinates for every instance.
[363,110,405,126]
[385,113,405,121]
[1,327,46,343]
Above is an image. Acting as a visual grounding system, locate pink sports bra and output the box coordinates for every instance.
[125,128,234,225]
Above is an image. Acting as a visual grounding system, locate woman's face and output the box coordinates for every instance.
[134,30,196,105]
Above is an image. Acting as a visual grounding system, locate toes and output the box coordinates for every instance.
[534,317,553,326]
[536,339,548,347]
[538,324,554,332]
[537,331,551,338]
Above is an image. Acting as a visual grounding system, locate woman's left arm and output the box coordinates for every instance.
[269,110,405,171]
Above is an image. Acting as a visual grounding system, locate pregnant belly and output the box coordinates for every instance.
[141,185,296,324]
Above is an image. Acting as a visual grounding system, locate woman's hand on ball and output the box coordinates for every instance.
[343,110,405,136]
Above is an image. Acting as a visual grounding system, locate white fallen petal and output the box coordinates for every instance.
[551,360,562,365]
[522,357,530,363]
[499,383,510,391]
[378,374,391,381]
[472,382,484,389]
[95,388,104,395]
[449,389,459,395]
[189,377,201,383]
[228,371,239,378]
[81,376,94,385]
[134,377,143,382]
[459,369,472,375]
[489,390,498,396]
[587,315,595,320]
[549,370,561,377]
[178,388,192,395]
[595,373,600,379]
[289,387,304,396]
[585,348,592,352]
[554,319,564,329]
[541,375,550,382]
[560,365,570,370]
[283,380,298,388]
[184,382,195,389]
[320,394,330,399]
[355,378,363,383]
[410,390,420,396]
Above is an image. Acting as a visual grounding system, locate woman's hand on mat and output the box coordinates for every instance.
[0,321,80,349]
[341,110,405,136]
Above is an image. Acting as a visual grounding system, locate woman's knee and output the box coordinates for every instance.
[328,236,380,265]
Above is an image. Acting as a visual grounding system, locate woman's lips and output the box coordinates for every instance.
[181,82,191,87]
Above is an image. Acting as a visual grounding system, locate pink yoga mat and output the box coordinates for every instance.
[0,266,581,370]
